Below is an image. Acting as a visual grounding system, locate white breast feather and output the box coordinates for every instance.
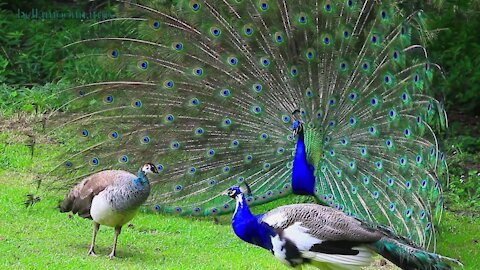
[90,190,138,227]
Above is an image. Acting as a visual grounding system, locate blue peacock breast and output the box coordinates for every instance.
[232,218,275,251]
[291,137,316,196]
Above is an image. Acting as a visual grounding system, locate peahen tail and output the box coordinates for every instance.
[369,237,463,270]
[41,0,448,251]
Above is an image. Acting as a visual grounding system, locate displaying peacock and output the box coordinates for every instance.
[225,185,462,270]
[43,0,448,251]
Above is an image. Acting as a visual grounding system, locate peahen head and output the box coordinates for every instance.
[141,163,159,175]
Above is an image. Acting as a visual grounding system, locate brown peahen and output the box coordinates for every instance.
[60,163,158,258]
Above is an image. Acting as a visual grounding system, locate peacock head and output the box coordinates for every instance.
[291,109,304,137]
[226,182,252,198]
[226,186,242,198]
[292,120,303,137]
[141,163,159,175]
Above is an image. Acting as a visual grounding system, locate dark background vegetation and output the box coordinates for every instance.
[0,0,478,215]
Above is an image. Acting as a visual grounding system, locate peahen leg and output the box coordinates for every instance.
[108,226,122,259]
[87,222,100,256]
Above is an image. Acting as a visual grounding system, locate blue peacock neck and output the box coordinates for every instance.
[292,134,316,196]
[134,170,150,187]
[231,194,275,251]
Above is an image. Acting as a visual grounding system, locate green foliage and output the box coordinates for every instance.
[0,4,118,117]
[0,1,478,115]
[0,4,115,86]
[443,138,480,213]
[0,81,70,116]
[447,170,480,212]
[0,9,60,85]
[425,0,480,114]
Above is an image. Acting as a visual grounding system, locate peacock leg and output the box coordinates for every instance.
[87,222,100,256]
[108,226,122,259]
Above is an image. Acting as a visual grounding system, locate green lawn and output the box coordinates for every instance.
[0,140,478,269]
[0,170,291,270]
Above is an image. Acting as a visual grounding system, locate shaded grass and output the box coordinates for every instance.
[0,141,478,269]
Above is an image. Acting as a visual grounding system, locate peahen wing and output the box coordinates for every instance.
[44,0,447,249]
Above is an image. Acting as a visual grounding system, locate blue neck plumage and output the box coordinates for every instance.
[292,134,316,196]
[134,170,150,187]
[231,194,275,251]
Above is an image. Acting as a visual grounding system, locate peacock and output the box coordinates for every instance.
[225,185,462,269]
[43,0,449,252]
[60,163,159,258]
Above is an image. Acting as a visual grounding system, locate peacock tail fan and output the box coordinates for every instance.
[43,0,448,250]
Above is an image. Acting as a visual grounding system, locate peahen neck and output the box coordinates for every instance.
[134,170,150,187]
[231,194,274,251]
[291,127,321,196]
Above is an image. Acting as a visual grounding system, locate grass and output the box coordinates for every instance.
[0,171,288,269]
[0,137,479,269]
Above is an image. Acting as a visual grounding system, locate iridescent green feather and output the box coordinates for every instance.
[43,0,448,250]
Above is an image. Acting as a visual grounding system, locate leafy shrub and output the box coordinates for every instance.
[425,0,480,114]
[443,137,480,214]
[0,3,115,86]
[0,81,70,116]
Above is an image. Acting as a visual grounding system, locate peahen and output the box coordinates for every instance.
[60,162,159,258]
[44,0,448,251]
[225,185,462,270]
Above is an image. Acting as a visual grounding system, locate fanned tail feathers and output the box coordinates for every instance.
[44,0,448,251]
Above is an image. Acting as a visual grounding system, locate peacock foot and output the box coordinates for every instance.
[87,248,97,257]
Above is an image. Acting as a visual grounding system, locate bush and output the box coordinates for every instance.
[426,0,480,114]
[0,3,114,86]
[0,81,70,116]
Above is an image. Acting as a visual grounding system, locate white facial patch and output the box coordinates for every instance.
[233,194,243,216]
